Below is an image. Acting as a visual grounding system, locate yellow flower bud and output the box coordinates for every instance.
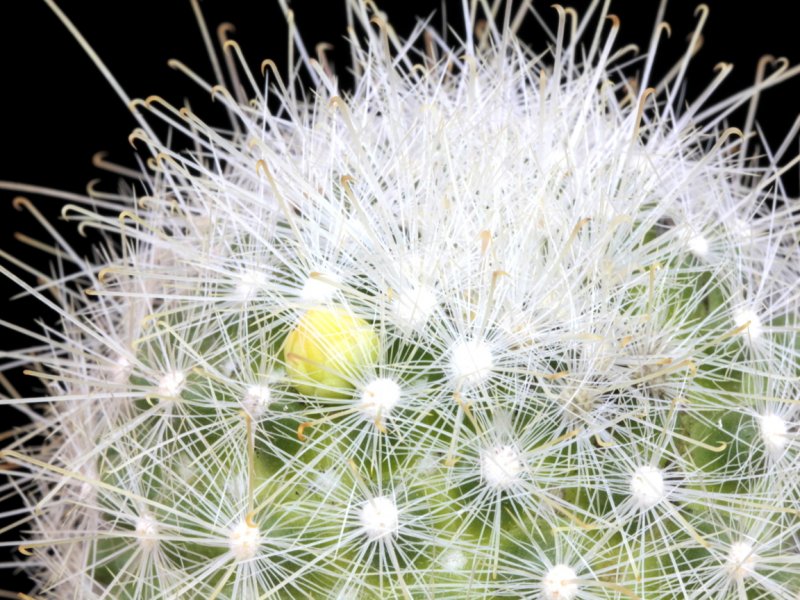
[283,308,379,398]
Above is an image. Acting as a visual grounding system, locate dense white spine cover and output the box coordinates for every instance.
[1,1,799,598]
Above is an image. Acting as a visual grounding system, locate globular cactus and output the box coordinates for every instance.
[2,1,800,598]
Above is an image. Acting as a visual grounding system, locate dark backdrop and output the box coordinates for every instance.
[0,0,798,594]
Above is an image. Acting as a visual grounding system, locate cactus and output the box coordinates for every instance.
[2,1,799,598]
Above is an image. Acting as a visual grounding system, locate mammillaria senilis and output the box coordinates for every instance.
[1,1,799,598]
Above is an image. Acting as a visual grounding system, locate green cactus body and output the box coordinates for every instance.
[2,2,799,599]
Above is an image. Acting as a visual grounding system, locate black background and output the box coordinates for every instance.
[0,0,798,594]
